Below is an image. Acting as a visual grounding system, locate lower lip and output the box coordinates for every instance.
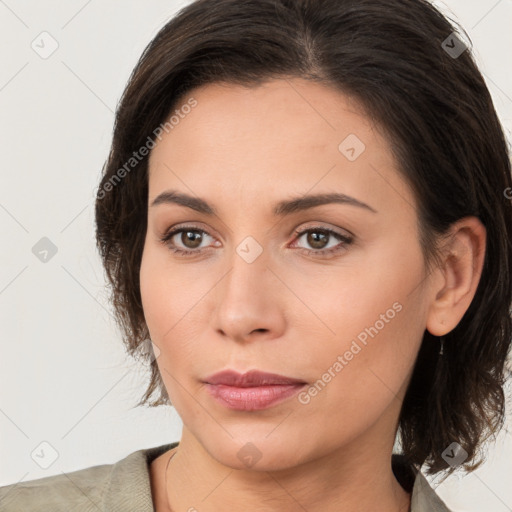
[205,383,306,411]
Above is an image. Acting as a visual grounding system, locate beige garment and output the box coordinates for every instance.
[0,442,452,511]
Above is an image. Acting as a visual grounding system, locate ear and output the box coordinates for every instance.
[425,216,486,336]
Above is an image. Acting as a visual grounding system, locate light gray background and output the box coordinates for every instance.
[1,1,511,510]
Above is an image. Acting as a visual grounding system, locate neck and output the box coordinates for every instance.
[164,427,411,512]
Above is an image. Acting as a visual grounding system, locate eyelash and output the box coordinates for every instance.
[159,224,353,258]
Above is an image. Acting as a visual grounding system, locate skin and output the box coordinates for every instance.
[140,78,486,512]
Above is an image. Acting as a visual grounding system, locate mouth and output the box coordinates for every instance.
[202,369,307,411]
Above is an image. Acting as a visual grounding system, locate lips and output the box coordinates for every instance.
[203,370,307,411]
[203,369,306,387]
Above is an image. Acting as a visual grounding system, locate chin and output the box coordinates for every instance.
[203,435,311,473]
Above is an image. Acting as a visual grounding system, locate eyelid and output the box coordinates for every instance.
[289,226,353,255]
[160,221,352,241]
[159,221,217,241]
[292,221,354,239]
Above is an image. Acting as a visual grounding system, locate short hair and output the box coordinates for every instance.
[94,0,512,477]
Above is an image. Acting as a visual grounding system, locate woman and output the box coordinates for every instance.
[1,0,511,510]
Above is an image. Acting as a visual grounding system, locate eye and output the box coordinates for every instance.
[159,225,217,256]
[291,226,353,257]
[159,224,353,258]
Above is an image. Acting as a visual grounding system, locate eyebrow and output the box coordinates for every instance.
[150,190,377,215]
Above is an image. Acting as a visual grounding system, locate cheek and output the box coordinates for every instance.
[289,236,425,353]
[139,248,168,337]
[139,243,215,391]
[299,293,422,394]
[139,242,206,339]
[139,247,195,406]
[292,300,424,448]
[293,242,427,417]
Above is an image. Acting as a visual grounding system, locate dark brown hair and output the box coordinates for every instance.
[95,0,512,477]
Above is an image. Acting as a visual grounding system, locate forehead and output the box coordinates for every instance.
[147,78,414,217]
[150,78,375,163]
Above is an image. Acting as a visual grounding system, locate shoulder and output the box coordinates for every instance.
[0,442,176,512]
[392,454,453,512]
[411,470,453,512]
[0,462,112,512]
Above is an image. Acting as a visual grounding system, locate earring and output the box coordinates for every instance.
[439,336,444,356]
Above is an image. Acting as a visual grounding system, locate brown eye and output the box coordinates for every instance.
[292,227,353,257]
[305,230,330,249]
[160,227,215,256]
[179,230,203,249]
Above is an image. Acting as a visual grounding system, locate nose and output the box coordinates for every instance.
[212,241,286,344]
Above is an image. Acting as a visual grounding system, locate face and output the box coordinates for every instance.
[140,78,433,471]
